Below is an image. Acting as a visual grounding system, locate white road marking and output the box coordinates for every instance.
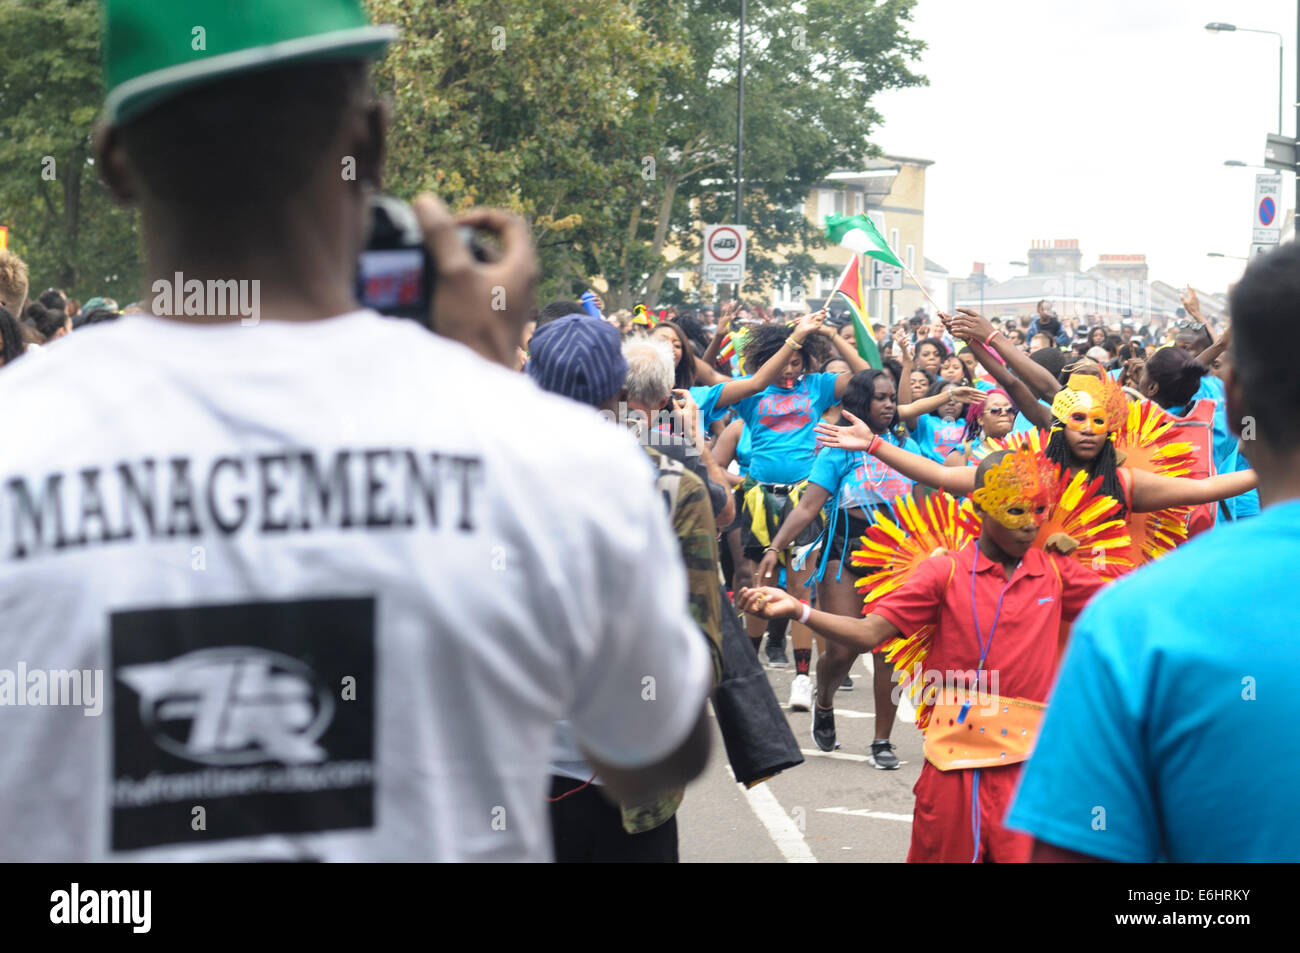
[725,766,818,864]
[818,806,913,824]
[831,709,874,719]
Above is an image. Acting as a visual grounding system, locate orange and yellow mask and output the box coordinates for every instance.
[1051,374,1126,435]
[971,448,1060,530]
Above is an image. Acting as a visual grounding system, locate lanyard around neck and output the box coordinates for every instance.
[970,547,1017,673]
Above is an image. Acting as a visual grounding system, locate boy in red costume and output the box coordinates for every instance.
[737,448,1107,862]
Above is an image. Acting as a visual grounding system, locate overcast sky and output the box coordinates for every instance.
[868,0,1296,293]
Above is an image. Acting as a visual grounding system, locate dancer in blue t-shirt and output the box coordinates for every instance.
[732,323,870,711]
[755,369,922,766]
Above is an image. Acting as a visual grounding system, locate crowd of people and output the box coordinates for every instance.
[0,257,125,365]
[2,0,1296,866]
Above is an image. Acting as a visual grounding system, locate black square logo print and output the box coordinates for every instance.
[109,597,375,852]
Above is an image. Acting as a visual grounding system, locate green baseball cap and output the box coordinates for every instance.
[102,0,397,124]
[80,296,115,314]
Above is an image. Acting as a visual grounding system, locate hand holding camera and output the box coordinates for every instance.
[414,193,538,368]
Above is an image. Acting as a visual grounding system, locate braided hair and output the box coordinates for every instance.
[1043,426,1127,516]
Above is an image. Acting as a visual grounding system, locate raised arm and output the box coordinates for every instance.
[1129,467,1258,514]
[951,330,1054,431]
[814,411,977,496]
[701,300,735,368]
[822,324,870,373]
[713,310,827,408]
[893,326,915,392]
[949,309,1063,403]
[735,586,901,654]
[1179,287,1230,369]
[899,385,985,426]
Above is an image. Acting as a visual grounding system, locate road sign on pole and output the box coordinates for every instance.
[703,225,747,285]
[1264,133,1297,173]
[871,259,903,290]
[1252,173,1283,246]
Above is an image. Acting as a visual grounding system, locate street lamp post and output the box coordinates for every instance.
[1206,22,1283,135]
[736,0,745,226]
[1208,15,1300,239]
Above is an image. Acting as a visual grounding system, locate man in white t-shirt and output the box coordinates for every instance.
[0,0,711,862]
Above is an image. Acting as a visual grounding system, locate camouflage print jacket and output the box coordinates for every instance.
[620,447,723,835]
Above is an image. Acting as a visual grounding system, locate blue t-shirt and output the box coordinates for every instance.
[735,422,752,472]
[688,383,728,429]
[733,373,840,484]
[1005,500,1300,861]
[807,432,922,511]
[912,415,967,464]
[1186,376,1259,520]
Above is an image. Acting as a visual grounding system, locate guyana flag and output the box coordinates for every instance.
[828,254,881,368]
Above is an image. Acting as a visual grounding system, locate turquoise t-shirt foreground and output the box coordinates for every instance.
[1006,499,1300,861]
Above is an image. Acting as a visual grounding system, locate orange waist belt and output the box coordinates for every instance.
[923,691,1045,771]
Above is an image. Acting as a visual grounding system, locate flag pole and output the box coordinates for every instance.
[900,260,945,317]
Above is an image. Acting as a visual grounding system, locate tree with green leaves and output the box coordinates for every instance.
[620,0,927,308]
[368,0,925,309]
[0,0,923,313]
[367,0,677,306]
[0,0,142,303]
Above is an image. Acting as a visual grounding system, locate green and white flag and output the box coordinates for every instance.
[824,214,904,269]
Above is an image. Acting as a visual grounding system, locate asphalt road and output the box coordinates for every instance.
[678,649,924,863]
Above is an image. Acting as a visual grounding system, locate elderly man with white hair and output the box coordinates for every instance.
[621,335,736,528]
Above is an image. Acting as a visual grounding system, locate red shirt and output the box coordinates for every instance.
[871,541,1105,703]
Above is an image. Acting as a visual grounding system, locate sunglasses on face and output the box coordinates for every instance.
[984,406,1013,417]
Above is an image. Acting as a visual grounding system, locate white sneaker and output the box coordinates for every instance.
[788,673,813,712]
